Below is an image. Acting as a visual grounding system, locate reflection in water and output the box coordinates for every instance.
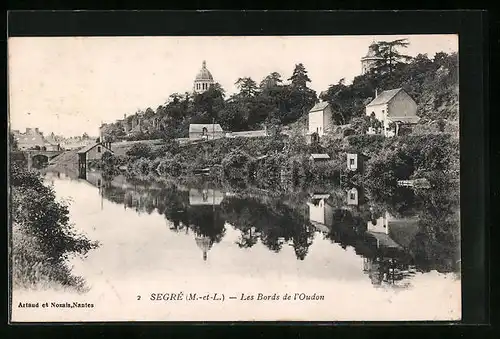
[44,171,460,292]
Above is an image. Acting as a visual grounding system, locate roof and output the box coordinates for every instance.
[387,219,420,249]
[366,88,404,106]
[77,143,113,154]
[194,61,214,81]
[310,153,330,159]
[189,124,223,133]
[230,130,267,138]
[367,231,403,250]
[309,101,330,113]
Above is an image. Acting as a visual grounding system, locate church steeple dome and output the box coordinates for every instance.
[194,60,215,93]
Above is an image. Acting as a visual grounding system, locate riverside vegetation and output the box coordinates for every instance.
[94,40,458,196]
[10,160,99,291]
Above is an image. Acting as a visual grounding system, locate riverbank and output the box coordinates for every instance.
[10,164,98,292]
[86,131,459,196]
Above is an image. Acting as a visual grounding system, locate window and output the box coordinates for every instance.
[350,158,355,166]
[97,146,101,153]
[350,193,356,200]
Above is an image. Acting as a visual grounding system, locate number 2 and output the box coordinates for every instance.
[137,295,141,300]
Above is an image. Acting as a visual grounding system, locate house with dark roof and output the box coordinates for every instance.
[189,123,224,140]
[77,142,114,178]
[365,88,419,137]
[366,211,420,251]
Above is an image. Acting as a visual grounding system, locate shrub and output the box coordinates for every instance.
[222,150,252,181]
[126,142,152,158]
[345,134,386,156]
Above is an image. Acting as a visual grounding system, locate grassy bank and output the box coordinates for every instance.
[10,164,98,292]
[89,128,459,194]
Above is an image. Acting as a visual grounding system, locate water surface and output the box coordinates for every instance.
[12,170,461,321]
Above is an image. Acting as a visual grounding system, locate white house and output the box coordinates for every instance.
[308,101,333,137]
[189,188,224,206]
[366,211,420,250]
[365,88,420,137]
[189,123,224,140]
[346,187,359,206]
[307,194,333,232]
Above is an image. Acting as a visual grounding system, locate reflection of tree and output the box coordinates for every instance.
[188,205,226,245]
[324,208,368,251]
[368,185,460,274]
[221,195,314,260]
[235,228,259,248]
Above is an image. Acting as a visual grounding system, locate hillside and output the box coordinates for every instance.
[320,52,459,124]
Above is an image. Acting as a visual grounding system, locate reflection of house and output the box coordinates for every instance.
[366,211,420,251]
[309,153,330,163]
[308,101,333,137]
[189,189,224,205]
[346,187,359,206]
[346,153,368,173]
[307,194,333,233]
[189,124,224,140]
[195,235,213,261]
[365,88,420,137]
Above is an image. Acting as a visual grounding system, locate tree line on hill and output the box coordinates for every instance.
[101,38,458,143]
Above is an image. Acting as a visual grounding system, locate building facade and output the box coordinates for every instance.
[361,42,384,75]
[365,88,419,137]
[189,123,224,140]
[193,60,215,94]
[308,101,333,137]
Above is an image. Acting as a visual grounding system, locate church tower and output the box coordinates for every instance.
[361,42,384,75]
[193,60,215,94]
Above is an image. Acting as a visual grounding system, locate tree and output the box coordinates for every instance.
[235,77,258,97]
[260,72,283,90]
[210,82,226,98]
[371,39,412,76]
[144,107,155,119]
[288,63,311,88]
[9,132,18,151]
[82,132,89,139]
[126,142,152,159]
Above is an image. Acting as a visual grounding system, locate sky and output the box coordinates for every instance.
[8,35,458,137]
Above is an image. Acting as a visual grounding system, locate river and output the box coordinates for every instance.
[11,169,461,322]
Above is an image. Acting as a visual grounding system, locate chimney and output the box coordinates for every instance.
[35,128,39,133]
[124,114,126,119]
[26,128,32,133]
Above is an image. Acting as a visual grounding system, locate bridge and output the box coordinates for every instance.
[12,150,64,169]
